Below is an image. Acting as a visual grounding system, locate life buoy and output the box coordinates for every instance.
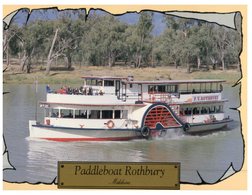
[107,120,115,129]
[159,129,167,137]
[45,119,50,125]
[183,123,190,132]
[141,126,150,138]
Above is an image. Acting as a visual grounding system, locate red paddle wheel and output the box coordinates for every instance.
[144,105,181,129]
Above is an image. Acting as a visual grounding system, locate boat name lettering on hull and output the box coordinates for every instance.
[193,95,219,102]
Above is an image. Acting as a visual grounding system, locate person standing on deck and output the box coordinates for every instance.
[46,85,52,93]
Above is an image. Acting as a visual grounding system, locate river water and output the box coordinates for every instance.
[3,84,244,184]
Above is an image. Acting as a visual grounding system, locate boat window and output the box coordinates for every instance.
[184,108,192,115]
[209,106,216,113]
[86,79,96,86]
[90,110,100,119]
[201,107,208,114]
[182,105,223,115]
[216,105,223,113]
[158,85,166,92]
[122,110,128,119]
[51,109,59,117]
[104,80,114,86]
[193,107,200,115]
[180,108,185,115]
[166,85,177,93]
[148,85,156,93]
[211,83,221,92]
[205,83,211,93]
[114,110,121,119]
[61,109,73,118]
[86,79,103,86]
[179,82,224,94]
[148,85,177,93]
[75,110,87,118]
[45,108,50,117]
[102,110,113,119]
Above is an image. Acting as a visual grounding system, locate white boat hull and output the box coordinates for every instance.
[29,118,232,141]
[148,119,233,138]
[29,120,141,141]
[185,119,233,134]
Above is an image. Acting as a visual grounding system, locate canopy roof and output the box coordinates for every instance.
[81,76,128,80]
[122,79,226,85]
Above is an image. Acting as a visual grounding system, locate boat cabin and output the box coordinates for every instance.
[120,79,225,103]
[82,76,128,95]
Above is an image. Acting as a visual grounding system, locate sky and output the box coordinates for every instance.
[9,7,168,36]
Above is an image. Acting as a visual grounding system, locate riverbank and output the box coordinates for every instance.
[3,65,241,85]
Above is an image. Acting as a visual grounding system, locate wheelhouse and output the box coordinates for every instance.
[82,76,127,95]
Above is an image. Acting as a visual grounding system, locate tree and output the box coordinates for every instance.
[3,24,22,66]
[45,28,59,75]
[5,9,242,74]
[135,12,153,68]
[16,20,54,73]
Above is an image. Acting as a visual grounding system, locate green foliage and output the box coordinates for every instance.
[4,11,242,73]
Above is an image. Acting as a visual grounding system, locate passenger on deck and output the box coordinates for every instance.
[98,89,104,95]
[67,86,72,94]
[86,87,90,95]
[68,112,73,118]
[79,86,84,95]
[46,85,52,93]
[98,86,104,95]
[83,87,87,95]
[57,87,67,94]
[74,88,79,95]
[88,87,93,95]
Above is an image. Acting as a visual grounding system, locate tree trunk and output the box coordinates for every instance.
[151,46,154,67]
[174,60,178,69]
[137,55,142,68]
[221,58,225,70]
[186,63,190,73]
[67,54,72,70]
[26,56,31,73]
[108,51,112,67]
[137,35,144,68]
[46,28,59,75]
[20,52,28,71]
[221,52,225,70]
[112,55,116,67]
[197,56,201,69]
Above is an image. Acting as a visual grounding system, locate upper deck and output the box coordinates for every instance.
[45,76,225,106]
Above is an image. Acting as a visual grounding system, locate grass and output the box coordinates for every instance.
[3,65,241,85]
